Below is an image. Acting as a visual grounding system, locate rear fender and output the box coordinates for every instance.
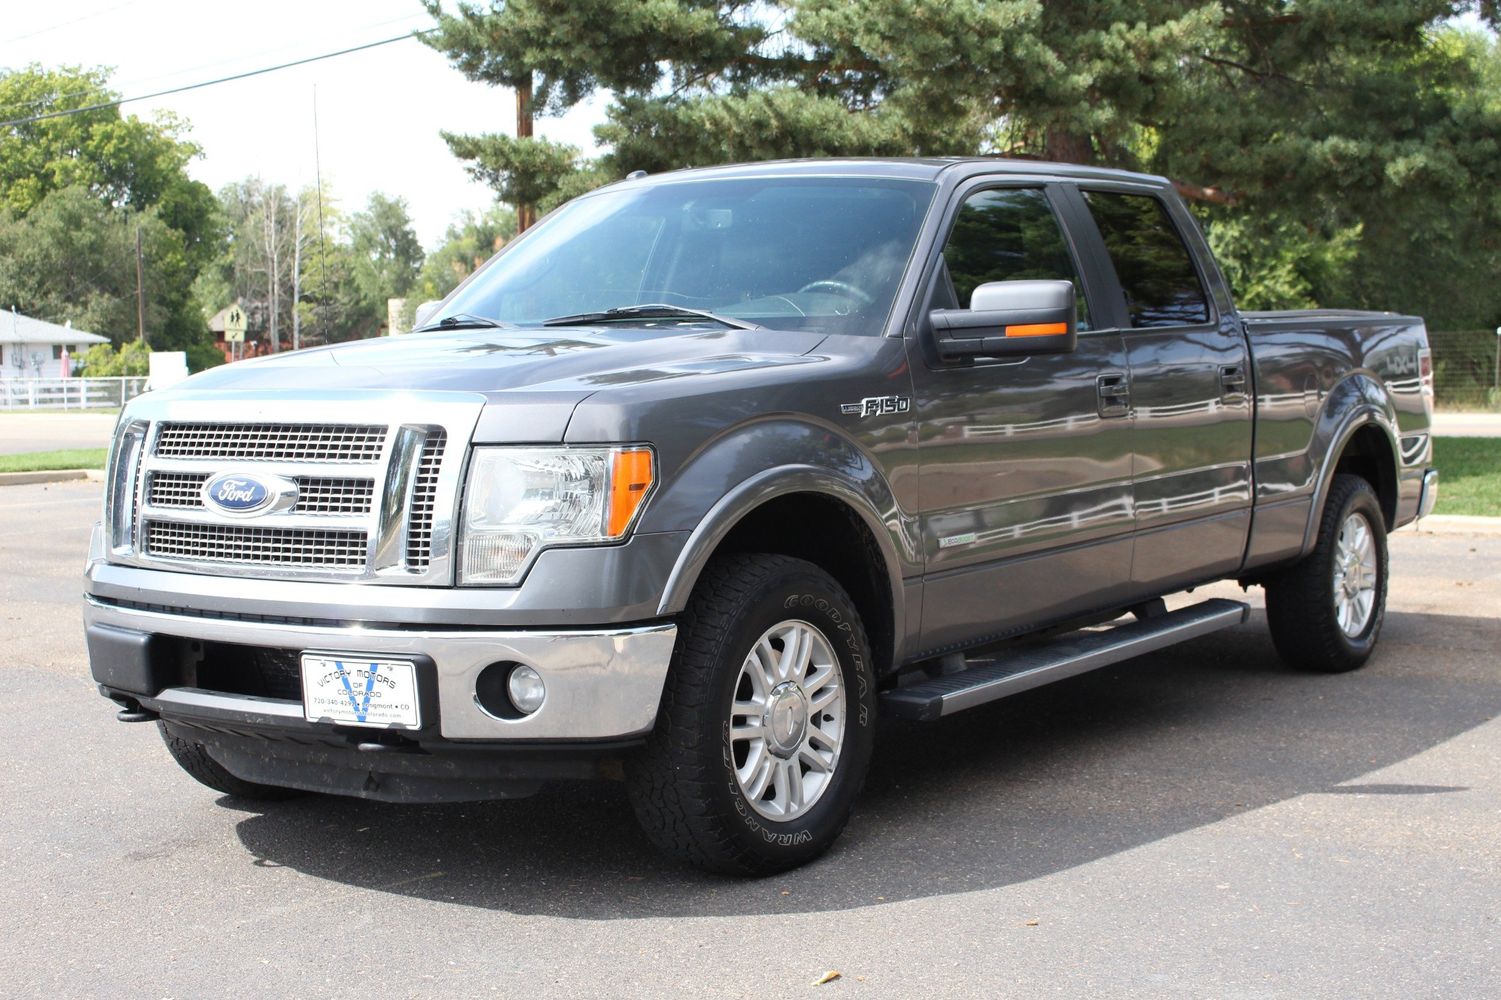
[1299,373,1400,555]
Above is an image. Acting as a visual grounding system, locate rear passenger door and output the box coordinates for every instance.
[1072,186,1253,592]
[909,182,1135,653]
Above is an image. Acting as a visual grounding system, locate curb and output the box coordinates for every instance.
[1401,514,1501,537]
[0,468,105,487]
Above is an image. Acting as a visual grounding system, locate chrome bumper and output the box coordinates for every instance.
[1418,468,1439,518]
[84,596,676,741]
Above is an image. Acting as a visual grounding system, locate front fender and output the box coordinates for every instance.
[644,419,912,652]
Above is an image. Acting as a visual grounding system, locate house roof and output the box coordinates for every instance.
[0,310,110,346]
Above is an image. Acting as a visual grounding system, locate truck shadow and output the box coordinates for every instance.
[232,607,1500,918]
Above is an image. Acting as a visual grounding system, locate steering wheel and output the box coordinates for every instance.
[797,280,874,306]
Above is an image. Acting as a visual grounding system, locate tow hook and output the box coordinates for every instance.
[113,698,157,723]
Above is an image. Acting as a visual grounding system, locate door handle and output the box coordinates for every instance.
[1097,372,1130,417]
[1219,364,1248,396]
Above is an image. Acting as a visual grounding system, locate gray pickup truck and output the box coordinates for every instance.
[85,158,1438,874]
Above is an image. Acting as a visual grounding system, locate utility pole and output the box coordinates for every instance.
[135,225,147,345]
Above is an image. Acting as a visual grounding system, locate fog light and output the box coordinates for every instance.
[507,664,546,715]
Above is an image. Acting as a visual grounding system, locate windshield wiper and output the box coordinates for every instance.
[539,303,762,330]
[412,313,512,332]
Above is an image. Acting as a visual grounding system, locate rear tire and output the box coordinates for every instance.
[158,722,302,801]
[626,554,877,875]
[1264,473,1389,673]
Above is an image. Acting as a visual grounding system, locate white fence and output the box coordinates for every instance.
[0,377,148,410]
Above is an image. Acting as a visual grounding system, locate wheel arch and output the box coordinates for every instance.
[1300,378,1401,555]
[656,469,904,676]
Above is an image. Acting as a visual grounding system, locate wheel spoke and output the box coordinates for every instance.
[779,625,806,682]
[781,759,804,814]
[731,720,763,742]
[753,638,780,690]
[798,745,831,774]
[803,664,835,698]
[792,626,818,681]
[732,698,764,718]
[742,748,774,800]
[808,723,842,758]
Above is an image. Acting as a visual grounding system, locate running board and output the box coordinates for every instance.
[880,598,1250,722]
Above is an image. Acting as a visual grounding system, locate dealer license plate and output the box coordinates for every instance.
[300,654,421,729]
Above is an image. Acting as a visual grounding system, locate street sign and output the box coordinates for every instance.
[224,304,247,344]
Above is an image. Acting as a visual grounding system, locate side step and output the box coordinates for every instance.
[880,598,1249,722]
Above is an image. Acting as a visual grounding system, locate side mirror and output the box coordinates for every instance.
[928,279,1078,362]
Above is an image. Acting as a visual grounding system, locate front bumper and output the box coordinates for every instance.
[84,596,677,742]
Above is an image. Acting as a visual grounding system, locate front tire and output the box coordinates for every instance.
[158,722,302,801]
[1264,473,1389,673]
[626,554,877,875]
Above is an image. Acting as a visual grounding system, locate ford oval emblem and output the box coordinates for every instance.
[203,473,275,515]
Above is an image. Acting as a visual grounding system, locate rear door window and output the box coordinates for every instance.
[1082,191,1210,328]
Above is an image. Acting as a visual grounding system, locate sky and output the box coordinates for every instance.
[0,0,608,248]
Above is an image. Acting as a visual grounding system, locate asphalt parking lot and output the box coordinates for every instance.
[3,478,1499,998]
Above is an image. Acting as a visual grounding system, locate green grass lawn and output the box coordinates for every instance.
[0,448,108,473]
[1432,437,1501,517]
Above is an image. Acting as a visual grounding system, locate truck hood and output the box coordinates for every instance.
[180,327,830,395]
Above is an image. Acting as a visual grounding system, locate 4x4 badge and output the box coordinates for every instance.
[841,395,911,418]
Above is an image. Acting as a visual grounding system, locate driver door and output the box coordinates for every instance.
[910,182,1136,653]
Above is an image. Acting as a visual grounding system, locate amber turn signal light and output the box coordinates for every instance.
[1003,322,1069,338]
[608,448,655,537]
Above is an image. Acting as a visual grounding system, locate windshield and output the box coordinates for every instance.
[436,176,936,335]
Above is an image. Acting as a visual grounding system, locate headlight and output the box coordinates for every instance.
[459,446,655,585]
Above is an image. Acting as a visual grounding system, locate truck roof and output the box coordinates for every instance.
[610,157,1172,189]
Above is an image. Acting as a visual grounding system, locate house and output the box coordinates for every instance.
[0,310,110,379]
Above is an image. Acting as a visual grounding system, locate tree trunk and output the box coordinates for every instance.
[291,203,303,352]
[264,197,280,354]
[516,76,536,233]
[1044,127,1093,164]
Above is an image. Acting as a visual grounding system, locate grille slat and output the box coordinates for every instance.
[145,522,367,568]
[147,472,374,515]
[405,431,446,571]
[288,477,375,515]
[155,422,385,463]
[147,472,208,507]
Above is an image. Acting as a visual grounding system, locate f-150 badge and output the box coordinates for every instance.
[841,395,911,418]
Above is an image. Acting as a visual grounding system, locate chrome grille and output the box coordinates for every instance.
[145,521,367,568]
[406,430,446,570]
[148,472,209,507]
[155,422,385,463]
[288,477,376,515]
[110,395,477,584]
[147,472,374,515]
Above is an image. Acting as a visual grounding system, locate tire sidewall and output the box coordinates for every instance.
[701,567,876,867]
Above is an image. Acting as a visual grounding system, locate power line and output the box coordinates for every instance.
[0,0,140,46]
[0,12,432,117]
[0,29,435,129]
